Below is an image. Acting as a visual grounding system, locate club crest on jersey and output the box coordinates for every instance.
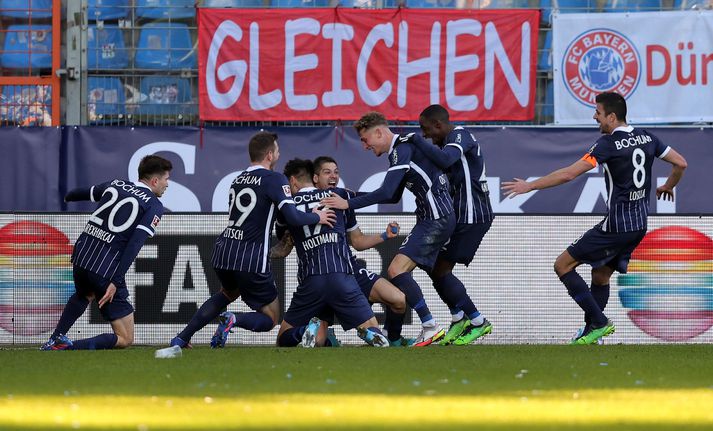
[151,215,160,229]
[562,29,641,107]
[282,185,292,197]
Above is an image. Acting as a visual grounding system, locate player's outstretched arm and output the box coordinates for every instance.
[280,203,335,228]
[64,184,105,202]
[349,221,400,251]
[322,168,407,210]
[656,148,688,201]
[411,134,460,169]
[502,159,592,198]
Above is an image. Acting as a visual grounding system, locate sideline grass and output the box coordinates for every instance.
[1,345,713,430]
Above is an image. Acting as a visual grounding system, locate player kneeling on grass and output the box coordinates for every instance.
[41,155,172,351]
[274,158,388,348]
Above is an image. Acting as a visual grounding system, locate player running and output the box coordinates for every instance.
[502,92,687,345]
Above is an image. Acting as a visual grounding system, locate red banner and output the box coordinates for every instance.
[198,8,539,121]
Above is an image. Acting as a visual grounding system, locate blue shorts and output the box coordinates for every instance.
[283,272,374,330]
[72,265,133,322]
[567,224,646,273]
[214,268,278,311]
[351,256,381,300]
[440,220,492,266]
[399,212,456,271]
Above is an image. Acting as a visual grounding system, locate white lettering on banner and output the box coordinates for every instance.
[250,23,282,110]
[357,23,394,107]
[206,20,247,110]
[285,18,320,111]
[397,21,441,108]
[126,244,158,312]
[202,12,535,118]
[446,19,482,111]
[161,245,211,313]
[484,22,531,108]
[322,23,355,107]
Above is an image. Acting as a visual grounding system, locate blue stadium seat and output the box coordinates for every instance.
[135,23,196,70]
[541,0,597,25]
[137,76,194,116]
[87,25,128,70]
[88,77,126,121]
[673,0,712,9]
[135,0,195,19]
[203,0,265,6]
[0,0,52,18]
[538,30,552,72]
[542,80,554,119]
[88,0,129,21]
[603,0,662,12]
[0,25,52,69]
[1,85,52,125]
[270,0,328,6]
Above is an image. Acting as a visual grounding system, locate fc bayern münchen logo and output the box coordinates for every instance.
[562,29,641,107]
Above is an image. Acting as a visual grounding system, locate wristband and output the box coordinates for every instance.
[380,231,389,241]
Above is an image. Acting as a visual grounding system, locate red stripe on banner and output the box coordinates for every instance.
[198,8,539,122]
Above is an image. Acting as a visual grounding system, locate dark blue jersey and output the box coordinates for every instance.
[413,126,493,224]
[211,166,320,273]
[277,187,353,282]
[348,133,453,221]
[70,179,163,283]
[582,126,670,233]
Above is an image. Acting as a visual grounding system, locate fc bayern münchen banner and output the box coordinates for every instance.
[198,8,539,121]
[553,11,713,124]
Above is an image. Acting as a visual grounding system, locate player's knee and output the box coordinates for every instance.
[220,287,240,302]
[390,292,406,314]
[387,266,404,279]
[114,333,134,349]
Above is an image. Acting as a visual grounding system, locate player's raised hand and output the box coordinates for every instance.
[501,178,532,199]
[313,206,337,227]
[98,282,117,308]
[656,184,675,201]
[321,192,349,209]
[386,221,400,238]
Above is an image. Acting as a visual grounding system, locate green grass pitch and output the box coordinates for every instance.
[2,345,713,430]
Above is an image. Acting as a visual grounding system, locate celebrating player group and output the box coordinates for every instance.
[41,92,687,351]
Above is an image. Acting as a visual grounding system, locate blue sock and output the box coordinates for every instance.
[383,308,405,341]
[52,293,89,338]
[277,327,305,347]
[585,283,611,328]
[70,333,118,350]
[591,283,610,311]
[391,273,432,323]
[178,292,231,342]
[234,312,274,332]
[432,273,478,317]
[560,271,607,327]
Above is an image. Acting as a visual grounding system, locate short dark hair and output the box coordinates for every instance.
[138,155,172,180]
[595,92,627,122]
[249,131,278,162]
[420,104,450,123]
[354,112,388,134]
[313,156,338,172]
[283,158,314,183]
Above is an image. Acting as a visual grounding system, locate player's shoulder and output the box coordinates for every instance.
[329,186,350,199]
[450,126,477,145]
